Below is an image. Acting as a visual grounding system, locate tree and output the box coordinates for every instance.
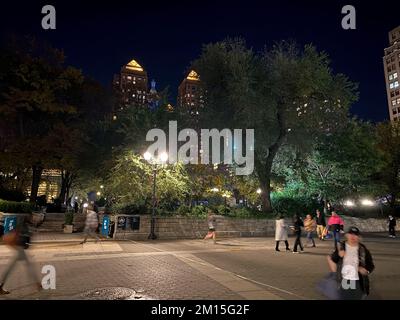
[273,119,383,205]
[192,39,358,212]
[0,36,83,202]
[106,152,191,211]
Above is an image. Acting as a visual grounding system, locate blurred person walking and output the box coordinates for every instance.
[291,214,304,253]
[204,210,217,244]
[326,227,374,300]
[80,204,100,244]
[0,217,41,295]
[275,215,290,252]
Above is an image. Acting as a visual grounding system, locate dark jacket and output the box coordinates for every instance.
[389,217,396,228]
[316,214,326,227]
[293,217,304,234]
[330,241,375,295]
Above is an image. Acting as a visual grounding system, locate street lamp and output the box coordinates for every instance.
[344,200,355,207]
[361,199,374,207]
[256,188,262,194]
[143,151,168,240]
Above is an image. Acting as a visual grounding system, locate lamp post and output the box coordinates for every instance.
[144,151,168,240]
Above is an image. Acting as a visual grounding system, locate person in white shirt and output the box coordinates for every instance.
[327,226,375,299]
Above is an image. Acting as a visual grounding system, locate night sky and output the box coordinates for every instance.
[1,0,399,122]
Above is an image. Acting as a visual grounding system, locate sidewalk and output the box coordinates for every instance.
[29,232,114,244]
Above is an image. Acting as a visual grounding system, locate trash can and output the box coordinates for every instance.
[130,215,140,230]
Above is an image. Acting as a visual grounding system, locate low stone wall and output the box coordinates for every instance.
[112,215,399,240]
[111,214,398,240]
[112,215,275,240]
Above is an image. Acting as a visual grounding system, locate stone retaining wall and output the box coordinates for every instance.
[111,215,398,240]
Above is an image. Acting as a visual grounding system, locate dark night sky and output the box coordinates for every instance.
[1,0,399,122]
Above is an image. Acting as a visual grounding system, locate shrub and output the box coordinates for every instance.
[112,202,149,215]
[0,188,26,202]
[0,199,34,213]
[190,205,208,218]
[271,192,320,217]
[177,205,191,216]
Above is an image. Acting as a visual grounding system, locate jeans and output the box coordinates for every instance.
[333,230,341,249]
[389,226,396,237]
[306,232,316,247]
[0,246,39,287]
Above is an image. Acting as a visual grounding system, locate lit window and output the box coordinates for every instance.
[395,81,399,88]
[395,73,398,79]
[389,74,393,81]
[393,100,397,106]
[127,76,132,80]
[397,98,400,104]
[390,83,394,89]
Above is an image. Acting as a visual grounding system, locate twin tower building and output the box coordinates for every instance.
[112,59,204,116]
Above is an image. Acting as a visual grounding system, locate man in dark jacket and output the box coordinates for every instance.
[327,226,375,300]
[291,214,304,253]
[388,215,396,238]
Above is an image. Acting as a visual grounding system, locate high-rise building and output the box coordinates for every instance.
[177,70,204,116]
[383,26,400,121]
[113,59,149,108]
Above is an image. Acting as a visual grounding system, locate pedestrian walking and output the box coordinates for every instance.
[388,215,396,238]
[275,215,290,252]
[80,204,100,244]
[304,214,317,247]
[204,210,217,244]
[327,211,344,249]
[0,217,41,295]
[291,214,304,253]
[326,226,375,300]
[316,209,326,240]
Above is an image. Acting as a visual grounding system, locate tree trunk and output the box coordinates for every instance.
[29,164,43,203]
[59,171,73,205]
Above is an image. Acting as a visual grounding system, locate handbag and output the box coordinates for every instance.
[316,272,341,300]
[2,231,18,246]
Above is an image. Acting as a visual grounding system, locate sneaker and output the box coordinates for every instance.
[292,251,299,254]
[0,287,10,295]
[275,249,280,252]
[286,248,291,251]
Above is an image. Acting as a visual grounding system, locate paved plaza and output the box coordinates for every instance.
[0,233,399,300]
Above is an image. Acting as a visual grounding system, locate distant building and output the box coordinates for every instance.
[177,70,204,117]
[113,59,149,109]
[383,26,400,122]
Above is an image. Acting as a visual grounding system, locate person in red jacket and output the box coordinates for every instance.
[328,211,344,249]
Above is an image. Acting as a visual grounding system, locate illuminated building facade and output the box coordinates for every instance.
[384,26,400,121]
[177,70,204,116]
[113,59,149,108]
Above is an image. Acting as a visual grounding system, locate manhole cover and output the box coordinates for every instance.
[79,287,153,300]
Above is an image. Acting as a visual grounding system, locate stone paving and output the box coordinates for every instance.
[0,234,399,300]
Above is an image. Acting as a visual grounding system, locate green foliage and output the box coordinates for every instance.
[111,201,148,215]
[0,199,34,213]
[0,188,26,202]
[190,205,208,218]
